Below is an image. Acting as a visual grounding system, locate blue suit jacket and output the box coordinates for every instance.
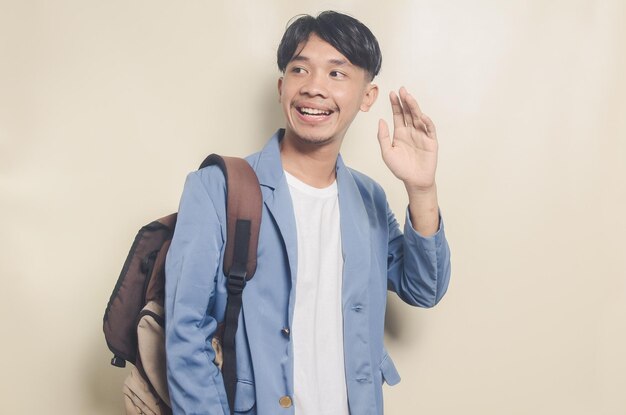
[165,130,451,414]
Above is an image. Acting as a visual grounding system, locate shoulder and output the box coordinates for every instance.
[186,165,227,196]
[192,149,263,188]
[245,149,263,168]
[179,165,228,222]
[183,148,266,205]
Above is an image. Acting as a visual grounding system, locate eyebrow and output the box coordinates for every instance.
[290,55,349,66]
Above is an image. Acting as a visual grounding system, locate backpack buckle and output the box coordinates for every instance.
[227,266,247,295]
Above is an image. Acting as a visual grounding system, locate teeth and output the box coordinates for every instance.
[300,107,331,116]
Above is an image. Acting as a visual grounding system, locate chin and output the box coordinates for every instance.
[287,124,337,147]
[296,133,335,146]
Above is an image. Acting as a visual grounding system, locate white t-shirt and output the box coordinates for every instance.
[285,171,349,415]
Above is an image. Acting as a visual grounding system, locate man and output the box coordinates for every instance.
[165,11,451,415]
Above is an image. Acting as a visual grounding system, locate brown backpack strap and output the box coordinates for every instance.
[199,154,262,281]
[199,154,262,414]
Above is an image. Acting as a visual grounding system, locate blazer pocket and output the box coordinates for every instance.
[379,353,401,386]
[233,379,256,413]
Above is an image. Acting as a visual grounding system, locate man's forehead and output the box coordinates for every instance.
[290,55,349,66]
[289,34,352,66]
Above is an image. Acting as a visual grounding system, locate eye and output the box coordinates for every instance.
[290,66,307,74]
[330,70,346,79]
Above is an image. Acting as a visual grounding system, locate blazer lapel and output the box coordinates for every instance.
[250,130,298,310]
[336,156,372,305]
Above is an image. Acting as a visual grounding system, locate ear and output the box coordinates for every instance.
[277,77,283,103]
[360,83,379,112]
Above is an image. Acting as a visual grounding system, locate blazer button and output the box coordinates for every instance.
[281,327,290,337]
[279,395,293,408]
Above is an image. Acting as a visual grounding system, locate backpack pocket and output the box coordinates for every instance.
[136,301,170,408]
[123,366,170,415]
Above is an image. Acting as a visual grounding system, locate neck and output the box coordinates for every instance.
[280,131,341,188]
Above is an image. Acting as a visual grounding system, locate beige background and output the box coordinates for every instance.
[1,0,625,414]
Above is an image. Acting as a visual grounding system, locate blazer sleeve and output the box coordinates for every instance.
[386,205,451,308]
[164,170,229,415]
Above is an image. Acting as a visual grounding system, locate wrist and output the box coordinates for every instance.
[404,181,437,196]
[405,183,440,236]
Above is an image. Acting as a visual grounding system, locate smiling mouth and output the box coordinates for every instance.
[297,106,334,116]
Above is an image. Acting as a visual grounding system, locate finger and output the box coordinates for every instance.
[389,91,406,131]
[397,87,413,127]
[400,86,423,115]
[399,87,426,131]
[420,113,438,139]
[377,119,392,154]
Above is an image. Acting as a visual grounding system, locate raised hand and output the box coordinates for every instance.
[377,87,438,191]
[378,87,440,235]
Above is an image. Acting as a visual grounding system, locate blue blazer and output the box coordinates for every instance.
[165,130,451,414]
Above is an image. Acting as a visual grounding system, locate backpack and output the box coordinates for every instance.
[103,154,262,415]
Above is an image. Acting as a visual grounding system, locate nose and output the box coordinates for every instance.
[299,71,329,98]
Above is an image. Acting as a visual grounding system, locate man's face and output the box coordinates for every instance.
[278,34,378,147]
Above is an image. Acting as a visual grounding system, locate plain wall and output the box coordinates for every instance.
[1,0,625,413]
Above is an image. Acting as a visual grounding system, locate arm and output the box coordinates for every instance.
[387,204,451,307]
[165,170,229,415]
[379,87,451,306]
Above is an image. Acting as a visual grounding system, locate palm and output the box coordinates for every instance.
[377,87,438,190]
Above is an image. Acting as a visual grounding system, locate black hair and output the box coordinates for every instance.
[277,11,382,80]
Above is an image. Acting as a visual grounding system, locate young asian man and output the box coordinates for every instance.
[165,10,451,415]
